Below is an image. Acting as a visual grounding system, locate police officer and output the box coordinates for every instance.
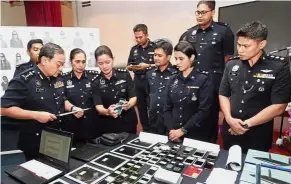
[62,48,100,143]
[164,41,213,142]
[180,0,234,142]
[146,39,178,135]
[13,39,43,76]
[219,21,291,153]
[0,43,83,160]
[127,24,155,132]
[92,45,137,134]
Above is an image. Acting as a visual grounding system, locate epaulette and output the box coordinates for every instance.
[196,69,209,75]
[228,56,240,61]
[91,73,99,82]
[61,71,71,76]
[116,68,128,72]
[16,62,29,68]
[86,70,99,74]
[167,66,178,74]
[187,25,198,31]
[266,55,286,61]
[216,22,230,27]
[20,68,35,81]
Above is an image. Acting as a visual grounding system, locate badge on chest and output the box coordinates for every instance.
[54,81,64,88]
[66,80,75,88]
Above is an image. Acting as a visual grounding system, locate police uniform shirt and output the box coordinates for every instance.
[1,65,66,156]
[62,70,99,111]
[180,21,234,73]
[146,64,177,125]
[219,53,291,151]
[163,68,213,134]
[14,60,34,77]
[92,68,136,108]
[127,41,155,76]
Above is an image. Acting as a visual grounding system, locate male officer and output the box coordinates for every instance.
[179,0,234,143]
[14,39,43,76]
[1,43,83,160]
[219,21,291,153]
[127,24,156,132]
[146,39,177,134]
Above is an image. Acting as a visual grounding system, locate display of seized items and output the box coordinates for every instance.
[91,153,130,171]
[65,164,109,184]
[110,145,145,158]
[5,128,73,184]
[100,132,129,146]
[127,137,156,149]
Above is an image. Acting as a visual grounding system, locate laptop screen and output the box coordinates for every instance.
[39,128,72,164]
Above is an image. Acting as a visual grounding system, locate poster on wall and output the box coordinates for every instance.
[0,26,100,96]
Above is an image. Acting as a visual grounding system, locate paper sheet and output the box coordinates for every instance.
[20,159,62,180]
[226,145,242,171]
[139,132,168,144]
[206,168,238,184]
[183,138,220,154]
[154,168,183,184]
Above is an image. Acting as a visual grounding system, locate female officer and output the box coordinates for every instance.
[92,45,137,134]
[163,41,213,142]
[62,48,100,143]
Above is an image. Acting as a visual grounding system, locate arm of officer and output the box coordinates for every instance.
[64,100,84,118]
[184,75,213,130]
[163,77,176,131]
[219,66,246,135]
[122,72,137,110]
[223,26,234,63]
[0,78,56,123]
[244,62,291,128]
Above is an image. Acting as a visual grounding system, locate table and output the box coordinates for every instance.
[1,136,246,184]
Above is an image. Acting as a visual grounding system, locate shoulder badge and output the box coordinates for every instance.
[116,68,127,72]
[20,69,35,81]
[216,22,229,27]
[229,56,240,61]
[87,70,99,74]
[61,71,70,76]
[91,74,99,82]
[267,55,286,61]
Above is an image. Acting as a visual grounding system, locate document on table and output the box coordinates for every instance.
[20,159,62,180]
[226,145,242,171]
[206,168,238,184]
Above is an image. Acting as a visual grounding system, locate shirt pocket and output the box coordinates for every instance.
[186,87,200,104]
[228,72,240,91]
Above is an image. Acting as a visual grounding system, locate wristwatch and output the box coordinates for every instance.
[70,105,75,112]
[242,123,249,129]
[181,127,188,135]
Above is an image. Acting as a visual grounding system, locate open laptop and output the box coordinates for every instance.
[5,128,73,184]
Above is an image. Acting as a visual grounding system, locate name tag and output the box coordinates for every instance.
[115,80,126,85]
[36,88,46,92]
[187,86,199,89]
[66,85,75,88]
[253,73,275,79]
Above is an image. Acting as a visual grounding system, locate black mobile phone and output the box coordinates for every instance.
[192,158,206,168]
[193,150,206,158]
[145,166,159,177]
[183,156,195,165]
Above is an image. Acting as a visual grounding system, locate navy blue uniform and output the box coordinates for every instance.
[92,68,137,134]
[219,54,291,152]
[163,69,213,141]
[13,60,34,77]
[62,70,100,142]
[1,65,66,159]
[127,41,155,131]
[146,64,178,134]
[180,21,234,142]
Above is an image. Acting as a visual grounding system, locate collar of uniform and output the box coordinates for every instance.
[155,63,173,73]
[70,70,88,79]
[34,65,50,81]
[137,39,154,49]
[197,21,215,32]
[28,60,34,67]
[177,68,195,81]
[100,69,118,80]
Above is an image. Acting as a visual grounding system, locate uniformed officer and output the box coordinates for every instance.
[13,39,43,76]
[180,0,234,142]
[146,39,178,135]
[0,43,83,160]
[164,41,213,142]
[92,45,138,134]
[219,21,291,153]
[127,24,155,132]
[62,48,100,143]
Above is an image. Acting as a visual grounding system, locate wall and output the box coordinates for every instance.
[0,1,27,26]
[74,0,254,67]
[61,2,73,27]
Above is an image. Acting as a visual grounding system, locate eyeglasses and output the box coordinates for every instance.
[195,10,212,16]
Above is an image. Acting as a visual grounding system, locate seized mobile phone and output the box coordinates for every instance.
[183,156,196,165]
[193,150,207,158]
[192,158,206,168]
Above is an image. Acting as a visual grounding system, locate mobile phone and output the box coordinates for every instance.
[114,105,123,115]
[136,176,151,184]
[144,166,159,177]
[193,150,206,158]
[183,156,196,165]
[192,158,206,168]
[206,152,218,162]
[204,161,215,170]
